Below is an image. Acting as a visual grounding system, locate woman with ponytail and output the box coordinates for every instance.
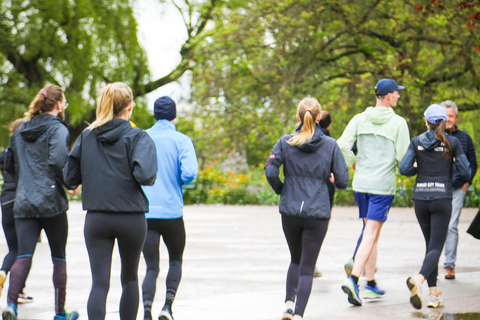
[64,82,157,320]
[400,104,470,310]
[265,97,349,320]
[3,84,79,320]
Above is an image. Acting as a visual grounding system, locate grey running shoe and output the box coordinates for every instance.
[427,294,444,308]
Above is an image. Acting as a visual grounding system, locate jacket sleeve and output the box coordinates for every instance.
[48,125,70,187]
[395,119,411,164]
[465,134,477,185]
[452,139,471,182]
[179,137,198,185]
[264,139,284,195]
[331,143,349,189]
[4,136,16,175]
[337,117,358,167]
[399,140,417,176]
[63,133,83,188]
[131,132,157,186]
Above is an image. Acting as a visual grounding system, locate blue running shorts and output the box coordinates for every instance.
[354,192,394,222]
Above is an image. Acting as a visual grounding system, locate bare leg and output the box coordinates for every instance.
[351,220,384,278]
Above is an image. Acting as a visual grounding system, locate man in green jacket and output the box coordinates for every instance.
[337,79,410,306]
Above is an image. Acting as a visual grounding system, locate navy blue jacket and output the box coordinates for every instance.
[0,150,16,208]
[265,125,349,219]
[399,130,470,200]
[448,125,477,189]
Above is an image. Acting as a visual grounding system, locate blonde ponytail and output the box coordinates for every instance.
[88,82,133,130]
[287,98,322,146]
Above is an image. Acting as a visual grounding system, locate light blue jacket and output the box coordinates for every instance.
[142,120,198,219]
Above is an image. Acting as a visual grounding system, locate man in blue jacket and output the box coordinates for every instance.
[441,100,477,280]
[141,96,198,320]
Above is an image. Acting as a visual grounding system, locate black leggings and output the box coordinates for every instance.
[414,199,452,287]
[1,204,17,273]
[84,212,147,320]
[8,213,68,314]
[282,215,329,317]
[142,218,185,311]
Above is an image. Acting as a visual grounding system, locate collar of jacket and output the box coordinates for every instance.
[154,119,176,130]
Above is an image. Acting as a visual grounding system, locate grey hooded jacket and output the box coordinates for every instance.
[265,125,349,219]
[8,114,70,218]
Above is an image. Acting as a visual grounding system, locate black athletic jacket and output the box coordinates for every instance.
[64,119,157,213]
[265,125,349,219]
[0,150,16,208]
[8,114,70,218]
[399,130,470,200]
[448,126,477,189]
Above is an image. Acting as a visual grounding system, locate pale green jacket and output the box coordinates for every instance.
[337,106,410,195]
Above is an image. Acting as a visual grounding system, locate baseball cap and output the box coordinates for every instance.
[375,79,406,96]
[424,104,447,124]
[154,96,176,121]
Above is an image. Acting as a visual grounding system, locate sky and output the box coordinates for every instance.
[134,0,191,111]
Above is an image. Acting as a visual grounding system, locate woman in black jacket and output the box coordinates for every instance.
[3,85,79,320]
[399,104,470,310]
[64,82,157,320]
[265,97,349,320]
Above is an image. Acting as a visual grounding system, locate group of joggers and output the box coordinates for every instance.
[0,83,198,320]
[265,78,476,320]
[0,78,476,320]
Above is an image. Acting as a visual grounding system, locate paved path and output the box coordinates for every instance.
[1,203,479,319]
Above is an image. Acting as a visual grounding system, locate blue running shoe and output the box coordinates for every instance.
[363,285,386,299]
[341,276,362,306]
[2,303,17,320]
[53,311,79,320]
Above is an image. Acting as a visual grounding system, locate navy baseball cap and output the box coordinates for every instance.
[375,79,405,96]
[424,104,447,124]
[154,96,176,121]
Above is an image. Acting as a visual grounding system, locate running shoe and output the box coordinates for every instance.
[53,310,79,320]
[344,258,354,277]
[313,266,322,278]
[2,303,17,320]
[159,306,174,320]
[18,293,34,304]
[363,285,386,299]
[406,276,422,309]
[341,276,362,306]
[427,294,444,308]
[0,270,6,297]
[281,307,294,320]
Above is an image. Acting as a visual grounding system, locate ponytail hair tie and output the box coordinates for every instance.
[39,90,48,98]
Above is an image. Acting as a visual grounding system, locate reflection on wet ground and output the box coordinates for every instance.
[412,312,480,320]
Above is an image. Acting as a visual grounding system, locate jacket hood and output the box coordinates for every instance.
[364,106,395,125]
[93,119,132,143]
[294,125,324,153]
[20,114,64,142]
[418,130,443,150]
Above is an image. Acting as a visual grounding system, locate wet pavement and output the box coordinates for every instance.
[0,202,479,319]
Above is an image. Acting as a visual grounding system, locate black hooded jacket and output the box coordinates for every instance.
[0,150,16,208]
[64,119,157,213]
[8,114,70,218]
[399,130,470,200]
[265,125,349,219]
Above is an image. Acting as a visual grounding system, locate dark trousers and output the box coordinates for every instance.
[84,212,147,320]
[414,199,452,287]
[142,218,186,312]
[8,213,68,315]
[1,204,17,273]
[282,215,329,317]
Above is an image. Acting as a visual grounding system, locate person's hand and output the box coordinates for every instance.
[68,185,81,196]
[460,183,469,193]
[329,173,335,183]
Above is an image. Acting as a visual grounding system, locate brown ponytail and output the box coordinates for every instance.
[25,84,64,119]
[287,98,322,146]
[430,120,452,159]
